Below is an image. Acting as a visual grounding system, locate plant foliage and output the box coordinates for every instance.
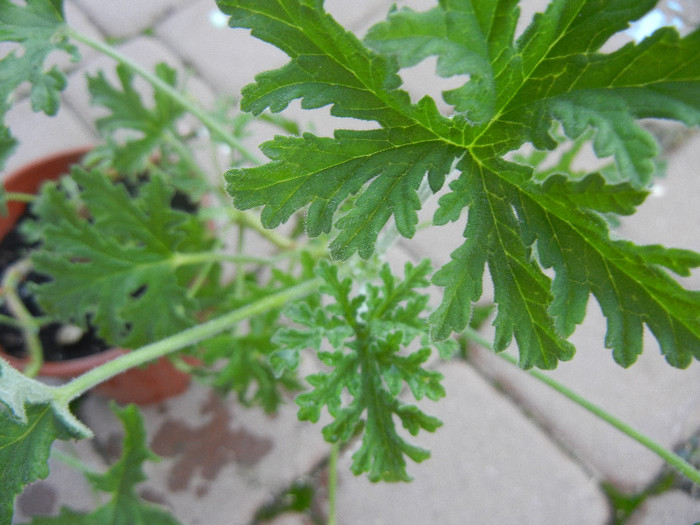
[0,0,76,168]
[28,167,214,349]
[22,404,182,525]
[0,360,91,525]
[274,260,455,481]
[219,0,700,369]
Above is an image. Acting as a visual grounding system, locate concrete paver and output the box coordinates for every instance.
[76,382,330,524]
[629,490,700,525]
[335,362,610,524]
[71,0,189,38]
[155,0,288,97]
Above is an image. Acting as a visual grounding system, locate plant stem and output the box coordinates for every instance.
[66,28,259,165]
[227,208,296,250]
[172,251,274,267]
[4,192,35,203]
[461,327,700,487]
[54,276,322,403]
[327,442,339,525]
[1,259,44,378]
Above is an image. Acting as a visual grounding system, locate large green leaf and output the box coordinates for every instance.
[220,0,700,368]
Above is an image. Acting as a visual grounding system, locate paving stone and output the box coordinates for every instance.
[154,0,288,97]
[325,0,395,34]
[71,0,186,39]
[470,307,700,492]
[61,36,217,136]
[11,439,106,524]
[628,490,700,525]
[334,361,610,524]
[76,381,329,524]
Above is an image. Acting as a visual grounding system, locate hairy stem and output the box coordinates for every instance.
[462,327,700,487]
[227,208,296,250]
[327,442,339,525]
[1,259,44,378]
[54,276,322,403]
[3,192,35,204]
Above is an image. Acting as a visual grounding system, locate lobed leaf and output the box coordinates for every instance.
[221,0,700,368]
[281,260,445,481]
[87,62,185,174]
[29,167,213,349]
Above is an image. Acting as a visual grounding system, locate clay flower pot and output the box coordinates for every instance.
[0,148,193,404]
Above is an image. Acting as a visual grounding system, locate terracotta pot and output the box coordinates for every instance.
[0,148,193,404]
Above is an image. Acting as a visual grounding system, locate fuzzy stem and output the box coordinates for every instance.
[327,442,339,525]
[462,327,700,487]
[1,259,44,378]
[3,192,36,204]
[54,276,322,403]
[227,208,296,250]
[66,28,259,165]
[172,251,274,267]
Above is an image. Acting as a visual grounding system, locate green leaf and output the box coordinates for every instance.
[24,403,182,525]
[0,359,91,524]
[29,167,213,348]
[536,172,648,216]
[87,62,185,174]
[0,0,78,169]
[220,0,700,368]
[284,260,445,481]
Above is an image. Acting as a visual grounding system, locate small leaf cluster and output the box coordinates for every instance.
[195,255,320,413]
[275,259,456,482]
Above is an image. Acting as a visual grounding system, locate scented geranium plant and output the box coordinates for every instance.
[1,0,700,522]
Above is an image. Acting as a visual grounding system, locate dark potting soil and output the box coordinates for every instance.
[0,209,110,362]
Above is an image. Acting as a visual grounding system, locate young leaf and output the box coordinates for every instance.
[0,0,78,168]
[28,167,214,349]
[87,62,185,174]
[23,403,182,525]
[0,359,92,524]
[281,260,447,482]
[220,0,700,368]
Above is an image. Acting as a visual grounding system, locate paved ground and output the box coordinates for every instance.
[3,0,700,523]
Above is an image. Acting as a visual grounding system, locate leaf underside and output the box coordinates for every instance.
[219,0,700,369]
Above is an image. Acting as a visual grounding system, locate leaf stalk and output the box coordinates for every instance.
[1,259,44,378]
